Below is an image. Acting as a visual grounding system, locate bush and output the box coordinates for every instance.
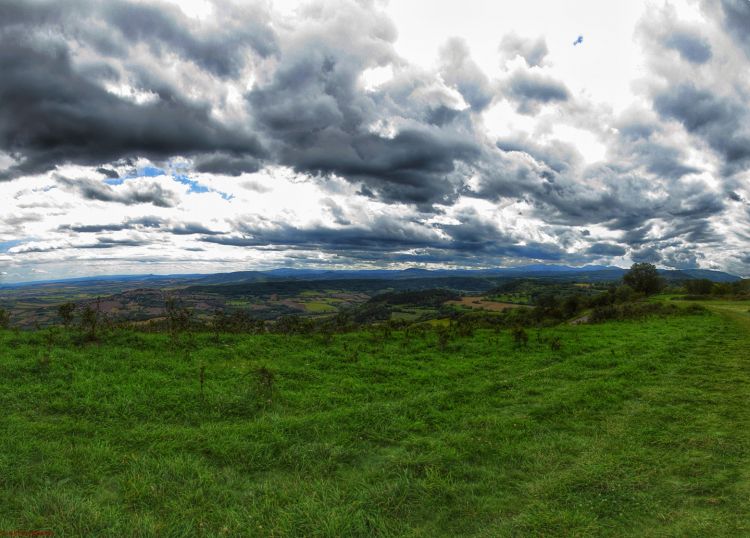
[588,302,705,323]
[511,326,529,348]
[79,299,101,340]
[57,302,76,328]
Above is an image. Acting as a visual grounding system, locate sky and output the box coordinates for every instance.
[1,0,749,283]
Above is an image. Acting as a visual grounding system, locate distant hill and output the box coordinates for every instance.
[0,264,741,290]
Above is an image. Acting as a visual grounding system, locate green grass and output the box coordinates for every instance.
[303,301,338,313]
[487,293,531,304]
[1,307,750,536]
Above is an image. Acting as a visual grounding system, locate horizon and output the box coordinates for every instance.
[2,0,750,281]
[1,262,741,287]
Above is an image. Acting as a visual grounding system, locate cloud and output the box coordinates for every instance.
[439,37,494,110]
[59,177,179,207]
[653,83,750,173]
[0,0,748,278]
[587,243,627,257]
[708,0,750,57]
[663,29,712,64]
[0,0,268,179]
[499,34,549,67]
[504,69,570,114]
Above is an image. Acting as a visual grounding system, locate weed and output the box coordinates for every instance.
[511,325,529,348]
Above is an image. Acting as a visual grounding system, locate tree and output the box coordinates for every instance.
[614,284,634,304]
[165,295,192,343]
[562,294,581,317]
[685,279,714,295]
[58,302,76,328]
[623,263,664,295]
[80,298,101,340]
[0,308,10,329]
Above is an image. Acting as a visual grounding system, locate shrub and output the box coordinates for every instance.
[255,366,275,406]
[79,298,101,340]
[436,325,452,351]
[511,326,529,348]
[164,296,192,343]
[588,302,704,323]
[57,302,76,328]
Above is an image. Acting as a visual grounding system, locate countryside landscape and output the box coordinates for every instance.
[2,0,750,536]
[2,264,750,535]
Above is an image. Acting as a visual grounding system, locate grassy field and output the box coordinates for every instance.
[1,306,749,536]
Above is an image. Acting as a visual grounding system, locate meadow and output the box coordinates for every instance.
[1,303,749,536]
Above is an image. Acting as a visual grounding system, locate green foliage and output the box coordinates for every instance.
[57,302,76,328]
[78,298,101,340]
[368,289,461,308]
[511,325,529,348]
[164,295,193,343]
[435,324,452,351]
[623,263,665,295]
[685,278,715,295]
[589,301,707,323]
[0,307,9,329]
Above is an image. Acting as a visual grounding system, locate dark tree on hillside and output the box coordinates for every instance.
[685,279,714,295]
[623,263,664,295]
[80,298,101,340]
[0,308,9,329]
[58,302,76,328]
[165,295,192,342]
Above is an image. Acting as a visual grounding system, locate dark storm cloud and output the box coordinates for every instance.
[9,236,149,254]
[710,0,750,57]
[80,238,149,249]
[170,223,222,235]
[496,135,581,173]
[627,141,698,179]
[59,177,178,207]
[661,249,702,269]
[201,208,566,263]
[241,1,495,208]
[505,70,570,114]
[193,153,262,176]
[663,29,712,64]
[439,38,495,110]
[247,26,483,206]
[210,213,444,251]
[96,167,120,179]
[2,0,748,273]
[653,83,750,173]
[61,217,219,236]
[0,0,276,76]
[0,0,268,179]
[61,216,164,233]
[631,247,662,263]
[99,0,277,76]
[587,243,627,257]
[612,110,699,178]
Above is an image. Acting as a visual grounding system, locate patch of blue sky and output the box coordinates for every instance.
[103,165,165,185]
[174,174,233,200]
[101,167,232,200]
[174,174,210,194]
[0,240,24,252]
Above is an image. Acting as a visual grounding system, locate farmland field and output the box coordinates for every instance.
[1,304,749,536]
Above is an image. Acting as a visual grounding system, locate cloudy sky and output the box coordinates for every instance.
[1,0,749,282]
